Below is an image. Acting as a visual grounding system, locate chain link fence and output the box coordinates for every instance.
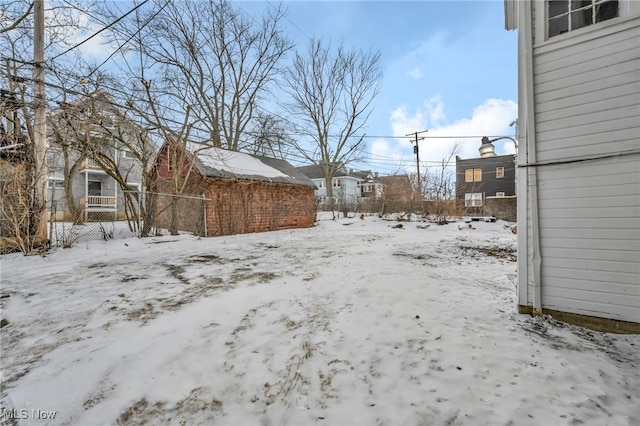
[48,190,142,248]
[47,191,211,248]
[152,192,208,237]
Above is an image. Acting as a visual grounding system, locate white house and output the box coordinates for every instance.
[505,0,639,326]
[46,92,151,222]
[297,164,383,206]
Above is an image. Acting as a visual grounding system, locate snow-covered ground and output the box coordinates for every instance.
[1,215,638,426]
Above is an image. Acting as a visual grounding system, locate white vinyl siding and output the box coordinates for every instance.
[532,22,639,163]
[521,1,640,322]
[537,157,640,321]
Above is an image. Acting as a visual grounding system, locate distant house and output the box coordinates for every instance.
[505,0,639,327]
[154,141,316,237]
[297,164,384,209]
[45,92,150,222]
[455,138,516,220]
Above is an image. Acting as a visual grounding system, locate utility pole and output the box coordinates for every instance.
[33,0,48,245]
[406,129,428,200]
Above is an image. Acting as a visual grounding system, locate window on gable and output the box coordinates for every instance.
[166,151,174,172]
[496,167,505,178]
[333,179,341,187]
[548,0,619,38]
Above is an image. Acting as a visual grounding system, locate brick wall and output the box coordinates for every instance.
[204,178,315,237]
[155,176,315,237]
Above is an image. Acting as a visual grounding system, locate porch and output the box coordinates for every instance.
[79,168,118,221]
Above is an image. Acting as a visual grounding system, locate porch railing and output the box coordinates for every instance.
[82,196,117,209]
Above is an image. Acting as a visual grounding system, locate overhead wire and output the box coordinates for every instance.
[84,0,171,80]
[50,0,149,61]
[4,0,516,174]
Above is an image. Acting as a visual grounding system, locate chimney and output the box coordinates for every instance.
[479,136,496,158]
[374,172,379,178]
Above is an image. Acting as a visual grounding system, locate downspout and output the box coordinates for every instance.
[522,0,542,314]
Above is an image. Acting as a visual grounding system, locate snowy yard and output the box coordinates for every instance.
[1,216,638,426]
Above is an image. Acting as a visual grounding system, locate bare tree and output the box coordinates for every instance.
[284,38,382,204]
[423,142,459,223]
[119,0,293,152]
[0,1,34,35]
[1,0,101,253]
[244,111,295,159]
[47,87,160,235]
[47,102,90,224]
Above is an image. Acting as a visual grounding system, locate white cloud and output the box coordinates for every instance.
[389,106,424,138]
[424,94,446,127]
[370,97,517,175]
[407,67,423,79]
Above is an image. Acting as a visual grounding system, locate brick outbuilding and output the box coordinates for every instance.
[153,141,316,237]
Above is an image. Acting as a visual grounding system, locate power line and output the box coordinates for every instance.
[50,0,149,61]
[84,0,171,80]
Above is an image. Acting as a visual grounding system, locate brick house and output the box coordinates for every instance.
[455,138,516,218]
[153,140,316,237]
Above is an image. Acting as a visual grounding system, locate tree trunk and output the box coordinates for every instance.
[64,181,83,225]
[170,195,179,235]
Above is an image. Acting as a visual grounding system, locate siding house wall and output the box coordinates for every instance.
[513,0,640,323]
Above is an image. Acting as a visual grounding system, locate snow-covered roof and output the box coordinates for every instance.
[186,142,315,187]
[297,164,377,182]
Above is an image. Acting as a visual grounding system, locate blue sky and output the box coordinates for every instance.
[237,0,519,174]
[72,0,518,175]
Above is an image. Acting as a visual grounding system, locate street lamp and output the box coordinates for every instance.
[482,136,518,151]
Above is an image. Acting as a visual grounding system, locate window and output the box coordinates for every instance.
[333,179,341,187]
[465,169,473,182]
[465,168,482,182]
[496,167,505,178]
[548,0,619,38]
[166,152,173,172]
[47,178,64,189]
[88,181,102,196]
[122,149,135,159]
[316,179,323,188]
[465,193,483,207]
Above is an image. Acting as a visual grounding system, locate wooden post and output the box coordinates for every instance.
[33,0,48,245]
